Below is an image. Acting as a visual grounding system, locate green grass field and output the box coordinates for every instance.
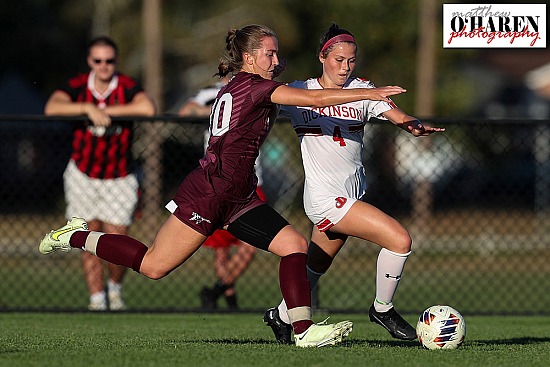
[1,313,548,367]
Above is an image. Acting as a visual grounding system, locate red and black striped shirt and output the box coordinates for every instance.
[59,72,143,179]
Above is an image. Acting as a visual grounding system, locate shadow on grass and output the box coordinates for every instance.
[346,339,419,347]
[194,338,278,345]
[193,338,419,347]
[345,337,550,348]
[469,337,550,346]
[175,337,550,347]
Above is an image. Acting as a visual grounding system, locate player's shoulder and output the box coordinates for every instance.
[116,73,139,89]
[347,77,375,88]
[235,72,280,87]
[66,73,89,89]
[288,78,317,89]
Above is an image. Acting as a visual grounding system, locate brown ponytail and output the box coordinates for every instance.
[216,24,277,77]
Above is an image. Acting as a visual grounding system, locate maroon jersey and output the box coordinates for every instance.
[200,72,282,202]
[170,73,282,235]
[59,72,144,179]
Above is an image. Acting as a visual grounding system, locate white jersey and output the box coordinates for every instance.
[280,77,394,229]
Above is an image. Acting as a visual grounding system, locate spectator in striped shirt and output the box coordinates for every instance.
[44,36,156,311]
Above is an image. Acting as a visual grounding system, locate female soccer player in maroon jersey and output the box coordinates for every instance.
[40,24,406,347]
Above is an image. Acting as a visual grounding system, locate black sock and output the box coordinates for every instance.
[225,294,238,309]
[212,280,231,296]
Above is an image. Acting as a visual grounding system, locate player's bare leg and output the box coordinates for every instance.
[331,201,411,254]
[268,201,414,343]
[331,201,416,340]
[42,215,206,280]
[137,215,207,279]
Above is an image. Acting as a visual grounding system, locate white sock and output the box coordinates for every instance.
[108,280,122,294]
[276,302,289,324]
[277,266,325,325]
[374,248,410,313]
[90,290,107,305]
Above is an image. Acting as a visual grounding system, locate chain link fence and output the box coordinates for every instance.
[1,116,549,315]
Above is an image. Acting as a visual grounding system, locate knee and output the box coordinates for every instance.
[294,236,308,253]
[285,236,308,255]
[393,228,412,254]
[277,235,308,255]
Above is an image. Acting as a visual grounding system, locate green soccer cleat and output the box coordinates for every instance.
[39,217,88,254]
[294,319,353,348]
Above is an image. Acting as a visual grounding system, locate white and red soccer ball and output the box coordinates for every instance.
[416,305,466,350]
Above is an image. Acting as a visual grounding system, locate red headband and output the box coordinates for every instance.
[321,34,356,53]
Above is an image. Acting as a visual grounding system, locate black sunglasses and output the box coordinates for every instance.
[92,58,116,65]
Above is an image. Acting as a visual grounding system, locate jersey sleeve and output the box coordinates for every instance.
[355,79,394,120]
[120,76,145,102]
[58,74,87,101]
[250,75,283,106]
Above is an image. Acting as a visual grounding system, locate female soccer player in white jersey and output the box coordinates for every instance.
[263,23,445,344]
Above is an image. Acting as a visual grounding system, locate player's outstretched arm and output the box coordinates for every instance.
[383,108,445,137]
[271,85,406,108]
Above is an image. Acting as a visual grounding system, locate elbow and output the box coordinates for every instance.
[43,102,54,115]
[145,104,157,116]
[143,100,157,116]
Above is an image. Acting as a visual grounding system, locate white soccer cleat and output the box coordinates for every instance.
[88,298,108,311]
[294,319,353,348]
[108,291,126,311]
[39,217,88,254]
[335,320,354,339]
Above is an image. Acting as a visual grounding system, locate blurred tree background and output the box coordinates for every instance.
[2,0,549,116]
[1,0,486,116]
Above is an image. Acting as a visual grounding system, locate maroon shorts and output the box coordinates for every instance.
[203,186,267,248]
[166,167,265,237]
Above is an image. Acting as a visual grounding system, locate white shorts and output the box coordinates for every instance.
[303,191,358,232]
[63,160,139,226]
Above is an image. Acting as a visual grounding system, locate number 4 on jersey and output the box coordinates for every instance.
[333,126,346,146]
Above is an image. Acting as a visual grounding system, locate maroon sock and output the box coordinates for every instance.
[69,231,89,249]
[279,253,313,334]
[70,231,147,272]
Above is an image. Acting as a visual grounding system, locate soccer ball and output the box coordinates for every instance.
[416,305,466,350]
